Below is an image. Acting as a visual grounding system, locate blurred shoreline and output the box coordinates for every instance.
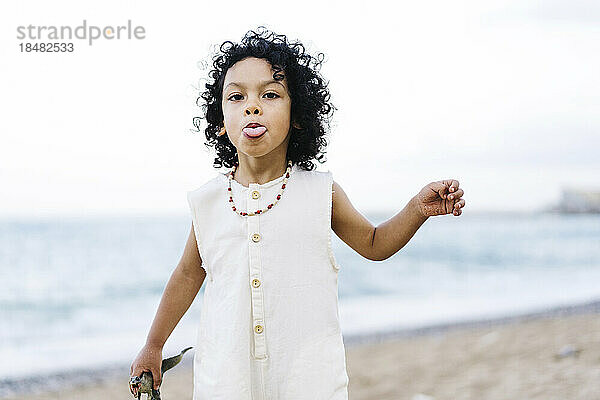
[3,298,600,399]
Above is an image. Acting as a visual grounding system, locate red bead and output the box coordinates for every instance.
[233,207,236,211]
[256,210,261,214]
[267,204,272,209]
[286,173,289,178]
[276,195,281,200]
[282,184,286,189]
[229,198,233,202]
[228,187,231,191]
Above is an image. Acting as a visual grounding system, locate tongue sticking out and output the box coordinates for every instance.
[243,126,267,137]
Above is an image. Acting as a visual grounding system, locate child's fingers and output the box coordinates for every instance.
[152,368,161,389]
[437,179,459,199]
[447,189,464,201]
[447,180,460,193]
[452,200,465,215]
[432,181,454,199]
[453,199,465,209]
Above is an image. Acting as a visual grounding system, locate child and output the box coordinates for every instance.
[130,26,465,399]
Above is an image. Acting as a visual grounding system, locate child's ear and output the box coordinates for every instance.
[217,121,227,137]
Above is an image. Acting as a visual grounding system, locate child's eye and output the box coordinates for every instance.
[227,92,279,101]
[228,94,243,101]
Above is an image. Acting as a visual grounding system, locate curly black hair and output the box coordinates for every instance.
[192,26,336,171]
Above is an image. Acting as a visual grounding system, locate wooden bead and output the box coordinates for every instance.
[227,160,292,217]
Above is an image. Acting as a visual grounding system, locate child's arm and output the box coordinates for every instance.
[332,179,465,261]
[145,223,206,348]
[131,223,205,389]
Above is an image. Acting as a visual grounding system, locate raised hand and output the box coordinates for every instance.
[413,179,465,217]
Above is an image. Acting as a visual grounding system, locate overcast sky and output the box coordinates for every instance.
[1,0,598,218]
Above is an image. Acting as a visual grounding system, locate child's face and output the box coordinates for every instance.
[221,57,292,160]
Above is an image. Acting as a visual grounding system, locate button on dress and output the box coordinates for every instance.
[187,163,349,399]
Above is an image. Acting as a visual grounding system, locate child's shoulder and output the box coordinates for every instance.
[297,165,332,177]
[304,167,333,180]
[296,167,334,187]
[187,172,227,196]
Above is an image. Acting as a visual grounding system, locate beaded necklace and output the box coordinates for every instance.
[227,160,293,217]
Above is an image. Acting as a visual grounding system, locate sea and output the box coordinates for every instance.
[0,211,599,393]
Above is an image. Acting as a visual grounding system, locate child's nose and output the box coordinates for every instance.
[245,105,262,115]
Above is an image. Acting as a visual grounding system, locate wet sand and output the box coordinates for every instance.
[3,309,600,400]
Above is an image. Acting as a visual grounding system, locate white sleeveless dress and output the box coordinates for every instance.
[187,163,349,399]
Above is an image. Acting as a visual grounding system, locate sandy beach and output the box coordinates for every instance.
[3,307,600,400]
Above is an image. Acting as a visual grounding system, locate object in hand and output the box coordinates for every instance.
[129,346,193,399]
